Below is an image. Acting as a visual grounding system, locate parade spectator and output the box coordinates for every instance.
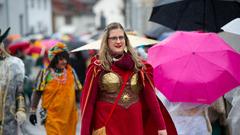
[0,28,26,135]
[208,97,228,135]
[157,90,212,135]
[29,42,82,135]
[80,22,177,135]
[224,86,240,135]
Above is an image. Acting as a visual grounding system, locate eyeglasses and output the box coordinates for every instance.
[108,36,125,41]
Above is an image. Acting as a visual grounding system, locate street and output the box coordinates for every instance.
[18,100,81,135]
[19,113,80,135]
[19,118,81,135]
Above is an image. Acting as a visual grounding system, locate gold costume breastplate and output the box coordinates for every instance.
[98,72,142,109]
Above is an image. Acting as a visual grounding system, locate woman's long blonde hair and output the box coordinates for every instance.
[98,22,143,71]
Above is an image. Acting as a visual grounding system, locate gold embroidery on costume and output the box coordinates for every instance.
[98,72,142,108]
[121,92,130,103]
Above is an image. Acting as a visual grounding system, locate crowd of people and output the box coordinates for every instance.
[0,22,240,135]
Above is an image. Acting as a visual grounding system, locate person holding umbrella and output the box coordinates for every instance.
[0,28,26,135]
[80,22,177,135]
[147,31,240,135]
[29,42,82,135]
[157,91,212,135]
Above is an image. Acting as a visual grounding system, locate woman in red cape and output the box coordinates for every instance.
[80,22,177,135]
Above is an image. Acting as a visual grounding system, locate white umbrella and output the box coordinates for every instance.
[221,18,240,35]
[218,31,240,52]
[71,35,159,52]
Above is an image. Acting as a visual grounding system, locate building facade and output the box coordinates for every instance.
[0,0,52,35]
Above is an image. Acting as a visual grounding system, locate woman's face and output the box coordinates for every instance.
[56,58,67,69]
[108,28,126,56]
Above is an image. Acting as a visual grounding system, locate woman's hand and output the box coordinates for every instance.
[158,129,167,135]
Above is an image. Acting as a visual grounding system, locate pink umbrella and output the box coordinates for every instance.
[40,39,60,50]
[147,31,240,104]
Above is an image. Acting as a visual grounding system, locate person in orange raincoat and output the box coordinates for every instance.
[29,42,82,135]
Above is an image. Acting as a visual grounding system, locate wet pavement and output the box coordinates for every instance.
[19,117,80,135]
[18,100,81,135]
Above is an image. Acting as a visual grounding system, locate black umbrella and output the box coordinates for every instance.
[0,27,10,43]
[64,40,86,51]
[149,0,240,32]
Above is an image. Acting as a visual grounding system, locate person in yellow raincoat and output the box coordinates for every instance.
[29,42,82,135]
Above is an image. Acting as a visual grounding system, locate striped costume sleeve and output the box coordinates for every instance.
[33,69,50,91]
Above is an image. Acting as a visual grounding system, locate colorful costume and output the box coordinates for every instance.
[0,56,25,135]
[31,43,82,135]
[34,65,81,135]
[0,28,26,135]
[80,54,177,135]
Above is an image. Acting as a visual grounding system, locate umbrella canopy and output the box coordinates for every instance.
[24,45,43,56]
[64,40,86,51]
[149,0,240,32]
[7,41,30,54]
[221,18,240,35]
[7,34,21,42]
[218,31,240,52]
[145,22,174,39]
[147,31,240,104]
[40,39,60,50]
[71,34,159,52]
[24,39,60,56]
[72,40,100,51]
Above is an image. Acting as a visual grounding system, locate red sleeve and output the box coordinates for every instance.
[142,63,166,130]
[80,56,100,112]
[141,61,177,135]
[80,57,101,135]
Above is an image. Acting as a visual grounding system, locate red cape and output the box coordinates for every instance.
[80,57,177,135]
